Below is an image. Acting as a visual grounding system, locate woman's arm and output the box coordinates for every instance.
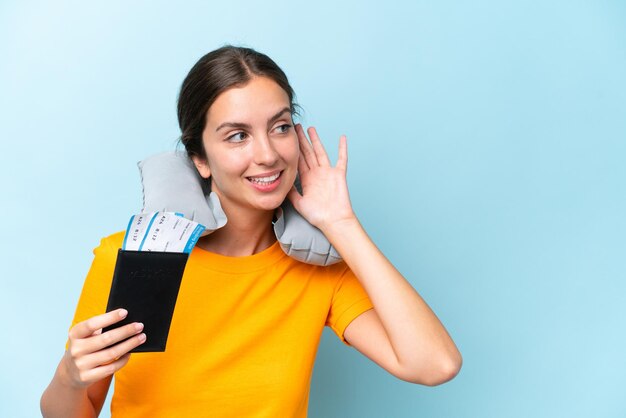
[324,218,462,386]
[288,124,462,386]
[41,364,111,418]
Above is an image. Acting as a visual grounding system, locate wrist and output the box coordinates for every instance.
[320,215,361,241]
[56,354,85,392]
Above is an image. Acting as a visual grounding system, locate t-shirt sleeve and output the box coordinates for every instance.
[64,231,124,350]
[325,262,374,347]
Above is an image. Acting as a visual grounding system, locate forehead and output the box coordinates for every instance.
[206,76,290,125]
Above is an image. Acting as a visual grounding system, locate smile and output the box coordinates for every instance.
[246,171,281,185]
[246,171,283,192]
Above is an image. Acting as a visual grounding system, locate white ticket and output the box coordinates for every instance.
[122,211,205,253]
[122,212,157,251]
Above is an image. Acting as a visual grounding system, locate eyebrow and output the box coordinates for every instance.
[215,107,292,132]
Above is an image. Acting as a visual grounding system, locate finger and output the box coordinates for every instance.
[286,185,303,211]
[307,127,331,167]
[81,332,146,370]
[77,352,132,386]
[336,135,348,171]
[296,123,318,168]
[69,309,128,340]
[297,149,309,174]
[90,322,145,352]
[70,321,143,359]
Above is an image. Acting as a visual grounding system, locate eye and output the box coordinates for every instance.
[227,132,247,143]
[275,123,292,134]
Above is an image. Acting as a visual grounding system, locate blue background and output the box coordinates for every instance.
[1,1,625,417]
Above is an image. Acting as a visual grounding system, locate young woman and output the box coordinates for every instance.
[41,45,462,417]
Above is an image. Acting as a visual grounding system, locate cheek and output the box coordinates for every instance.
[206,149,250,181]
[220,156,250,179]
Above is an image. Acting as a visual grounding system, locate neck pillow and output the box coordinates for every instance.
[137,151,341,266]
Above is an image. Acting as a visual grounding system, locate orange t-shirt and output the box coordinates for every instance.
[67,231,374,417]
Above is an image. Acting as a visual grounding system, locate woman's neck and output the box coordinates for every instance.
[196,205,277,257]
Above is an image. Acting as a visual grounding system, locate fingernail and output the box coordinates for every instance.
[138,333,147,342]
[119,309,128,317]
[135,322,144,331]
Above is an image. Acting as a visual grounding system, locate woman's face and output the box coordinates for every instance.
[192,76,299,215]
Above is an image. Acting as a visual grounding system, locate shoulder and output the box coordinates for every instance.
[323,260,352,280]
[291,259,353,287]
[90,230,125,256]
[271,255,351,280]
[102,229,126,244]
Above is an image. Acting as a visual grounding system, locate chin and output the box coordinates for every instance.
[252,193,289,211]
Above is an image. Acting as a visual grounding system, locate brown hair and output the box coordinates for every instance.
[177,45,302,160]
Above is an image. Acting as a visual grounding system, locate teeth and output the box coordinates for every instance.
[248,172,280,184]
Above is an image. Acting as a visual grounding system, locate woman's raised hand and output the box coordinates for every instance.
[61,309,146,389]
[287,124,357,232]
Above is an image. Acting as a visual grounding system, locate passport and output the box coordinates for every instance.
[102,249,189,352]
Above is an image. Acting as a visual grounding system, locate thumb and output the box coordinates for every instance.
[287,185,303,211]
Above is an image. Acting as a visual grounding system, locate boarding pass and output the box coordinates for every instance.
[122,211,206,253]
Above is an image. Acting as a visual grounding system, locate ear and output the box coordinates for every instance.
[190,154,211,179]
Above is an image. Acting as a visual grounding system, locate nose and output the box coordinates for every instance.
[253,134,279,167]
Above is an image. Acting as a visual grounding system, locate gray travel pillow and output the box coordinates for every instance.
[138,150,341,266]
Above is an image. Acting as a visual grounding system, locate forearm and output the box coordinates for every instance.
[323,217,462,375]
[41,357,97,418]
